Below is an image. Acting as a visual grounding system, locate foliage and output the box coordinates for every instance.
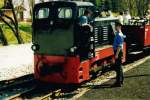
[121,0,150,16]
[0,0,23,45]
[0,0,4,8]
[86,0,150,16]
[1,24,31,45]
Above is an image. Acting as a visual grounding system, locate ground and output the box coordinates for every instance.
[78,59,150,100]
[0,43,33,81]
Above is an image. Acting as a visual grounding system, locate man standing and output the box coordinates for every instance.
[113,22,125,87]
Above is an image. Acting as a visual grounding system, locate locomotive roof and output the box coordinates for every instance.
[34,1,94,7]
[69,1,94,6]
[94,17,119,21]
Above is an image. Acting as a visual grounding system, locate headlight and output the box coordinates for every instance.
[70,46,77,53]
[31,44,40,51]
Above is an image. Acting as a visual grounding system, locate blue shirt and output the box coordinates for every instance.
[79,16,88,25]
[113,32,125,51]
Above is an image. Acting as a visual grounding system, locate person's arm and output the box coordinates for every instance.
[83,24,93,28]
[80,17,93,32]
[115,47,121,59]
[81,23,91,27]
[115,35,122,59]
[80,21,92,28]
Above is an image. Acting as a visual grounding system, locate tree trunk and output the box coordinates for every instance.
[8,0,23,44]
[0,27,8,46]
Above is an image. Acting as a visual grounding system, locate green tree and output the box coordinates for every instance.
[0,0,23,44]
[105,0,112,10]
[120,0,150,16]
[0,0,4,8]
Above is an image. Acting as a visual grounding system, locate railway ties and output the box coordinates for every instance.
[5,81,80,100]
[8,87,36,100]
[2,55,149,100]
[8,88,63,100]
[0,74,75,100]
[0,75,35,100]
[0,74,34,91]
[1,52,150,100]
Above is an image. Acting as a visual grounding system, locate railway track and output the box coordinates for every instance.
[8,88,62,100]
[0,74,36,100]
[1,52,150,100]
[0,74,34,91]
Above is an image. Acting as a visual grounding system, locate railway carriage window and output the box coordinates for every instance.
[58,7,72,19]
[35,8,49,19]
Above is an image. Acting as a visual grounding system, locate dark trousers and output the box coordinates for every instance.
[114,51,124,83]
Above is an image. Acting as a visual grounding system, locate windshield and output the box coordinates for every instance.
[35,7,50,19]
[58,7,73,19]
[35,7,73,19]
[33,6,74,55]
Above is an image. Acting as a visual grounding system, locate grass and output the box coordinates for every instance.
[19,22,32,34]
[0,22,32,45]
[78,59,150,100]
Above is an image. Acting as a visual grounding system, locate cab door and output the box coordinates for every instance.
[74,7,95,61]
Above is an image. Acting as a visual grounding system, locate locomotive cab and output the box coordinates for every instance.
[32,1,96,58]
[33,2,75,56]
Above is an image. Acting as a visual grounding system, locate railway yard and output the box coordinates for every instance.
[0,1,150,100]
[0,44,150,100]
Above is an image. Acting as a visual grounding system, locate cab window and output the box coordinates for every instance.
[78,8,86,17]
[58,7,72,19]
[35,8,49,19]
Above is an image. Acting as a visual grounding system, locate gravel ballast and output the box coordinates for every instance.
[0,44,33,81]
